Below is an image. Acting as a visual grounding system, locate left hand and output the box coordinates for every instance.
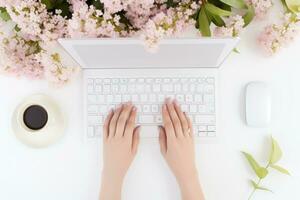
[102,102,141,183]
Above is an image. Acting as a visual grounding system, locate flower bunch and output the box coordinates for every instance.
[259,13,300,54]
[0,0,299,84]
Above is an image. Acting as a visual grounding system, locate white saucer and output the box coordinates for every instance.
[12,94,65,148]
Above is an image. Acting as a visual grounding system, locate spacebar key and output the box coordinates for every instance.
[139,115,154,124]
[195,115,216,124]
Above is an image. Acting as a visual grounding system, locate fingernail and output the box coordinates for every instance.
[163,104,167,110]
[109,109,114,114]
[132,106,137,111]
[173,99,179,106]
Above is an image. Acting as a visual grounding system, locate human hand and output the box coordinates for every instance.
[159,98,205,200]
[100,102,140,200]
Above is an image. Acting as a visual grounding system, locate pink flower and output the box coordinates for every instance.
[0,34,44,79]
[40,52,79,86]
[258,13,300,54]
[142,1,200,51]
[214,15,245,37]
[246,0,273,20]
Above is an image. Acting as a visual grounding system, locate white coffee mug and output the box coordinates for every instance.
[12,94,65,148]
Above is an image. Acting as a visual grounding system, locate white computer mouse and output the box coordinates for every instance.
[245,82,271,127]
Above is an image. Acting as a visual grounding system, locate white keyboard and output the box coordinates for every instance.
[85,77,216,138]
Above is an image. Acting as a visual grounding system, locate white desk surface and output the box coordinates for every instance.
[1,32,300,200]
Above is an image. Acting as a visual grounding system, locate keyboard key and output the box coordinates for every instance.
[198,126,207,131]
[208,125,216,131]
[176,95,184,102]
[87,79,94,84]
[114,95,122,103]
[204,94,214,104]
[99,105,108,114]
[153,84,160,92]
[112,79,119,84]
[197,85,204,93]
[139,115,154,124]
[97,95,105,103]
[88,116,102,125]
[111,85,119,93]
[198,105,206,113]
[181,104,188,112]
[195,115,216,124]
[140,94,148,102]
[162,84,173,92]
[143,105,151,113]
[120,85,127,93]
[94,126,102,136]
[195,95,203,104]
[103,85,110,94]
[87,95,97,103]
[155,115,162,123]
[152,105,159,113]
[190,105,197,113]
[87,85,94,93]
[174,84,181,92]
[103,79,110,83]
[198,131,207,137]
[106,95,113,102]
[206,78,215,84]
[131,94,139,102]
[205,85,214,94]
[149,94,156,102]
[186,95,193,102]
[207,132,216,137]
[88,105,98,114]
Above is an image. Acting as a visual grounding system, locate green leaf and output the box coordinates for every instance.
[219,0,247,9]
[207,12,225,27]
[14,25,21,32]
[198,7,211,37]
[242,5,255,27]
[41,0,55,9]
[251,180,273,192]
[205,3,232,16]
[270,137,282,164]
[233,48,240,53]
[270,165,290,175]
[285,0,300,13]
[242,152,269,179]
[0,7,11,21]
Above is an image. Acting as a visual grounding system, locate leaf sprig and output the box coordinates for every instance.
[242,137,290,200]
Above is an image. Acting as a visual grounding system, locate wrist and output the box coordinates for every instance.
[101,170,125,186]
[175,167,199,185]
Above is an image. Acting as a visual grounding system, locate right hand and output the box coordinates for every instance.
[159,98,197,183]
[159,98,205,200]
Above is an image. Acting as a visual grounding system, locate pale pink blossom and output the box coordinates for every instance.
[246,0,273,20]
[5,0,67,42]
[142,1,200,51]
[0,34,44,79]
[40,52,79,86]
[258,13,300,54]
[214,15,245,37]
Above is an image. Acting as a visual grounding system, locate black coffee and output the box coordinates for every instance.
[23,105,48,131]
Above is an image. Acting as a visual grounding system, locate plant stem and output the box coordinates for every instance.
[248,162,271,200]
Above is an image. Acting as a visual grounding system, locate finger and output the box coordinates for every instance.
[162,103,176,139]
[115,102,133,139]
[159,126,167,155]
[132,126,141,155]
[166,98,184,138]
[108,104,123,138]
[103,109,114,140]
[184,112,194,138]
[173,100,189,136]
[124,106,137,139]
